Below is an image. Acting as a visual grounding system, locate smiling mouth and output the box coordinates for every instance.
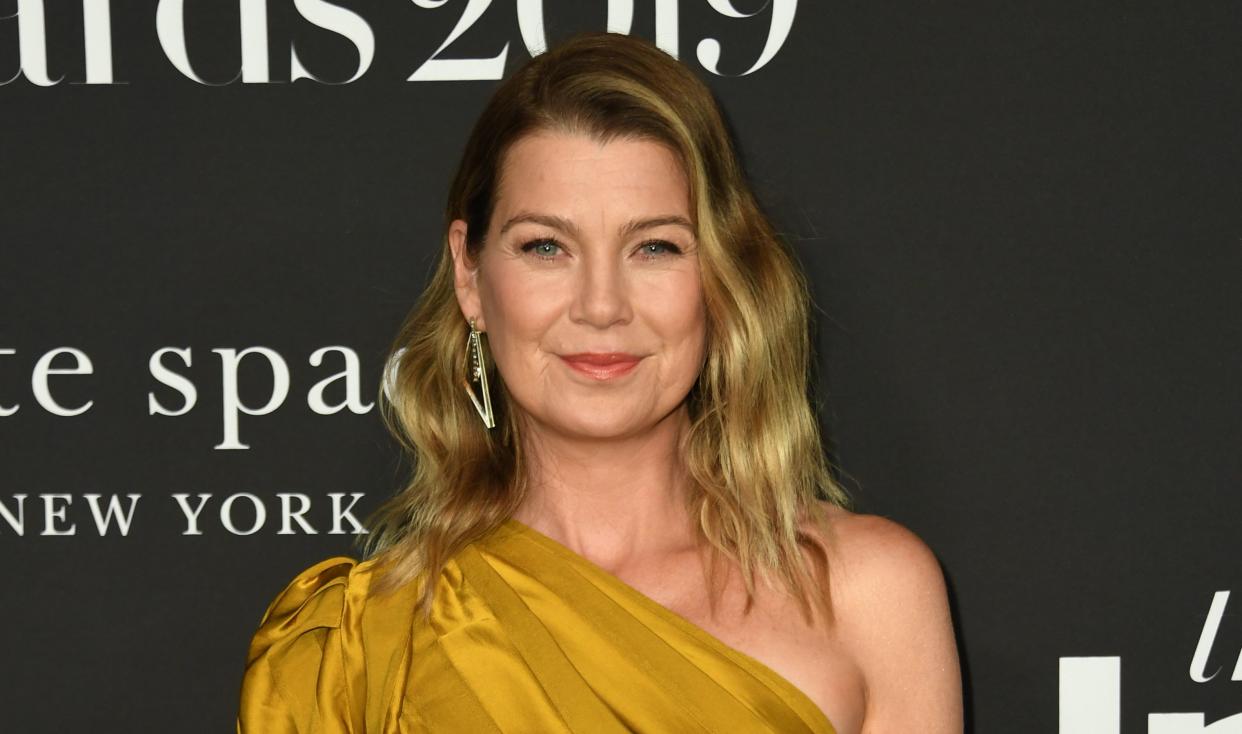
[558,353,644,381]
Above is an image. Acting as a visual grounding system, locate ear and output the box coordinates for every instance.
[449,219,485,331]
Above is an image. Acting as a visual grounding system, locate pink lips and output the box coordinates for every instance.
[559,352,643,380]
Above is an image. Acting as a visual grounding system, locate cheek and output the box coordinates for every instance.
[478,269,561,368]
[647,274,707,366]
[683,305,708,371]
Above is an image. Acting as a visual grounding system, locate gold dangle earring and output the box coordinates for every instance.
[464,317,496,429]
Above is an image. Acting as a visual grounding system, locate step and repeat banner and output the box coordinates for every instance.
[2,1,1239,731]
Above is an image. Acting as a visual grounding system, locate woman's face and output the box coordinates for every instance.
[450,131,706,441]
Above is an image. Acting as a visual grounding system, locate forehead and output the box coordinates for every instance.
[492,131,690,220]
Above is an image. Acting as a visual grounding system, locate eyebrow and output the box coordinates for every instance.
[498,212,695,238]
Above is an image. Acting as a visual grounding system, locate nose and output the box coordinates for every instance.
[568,250,633,329]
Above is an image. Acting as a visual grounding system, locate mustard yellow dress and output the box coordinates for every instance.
[237,519,836,733]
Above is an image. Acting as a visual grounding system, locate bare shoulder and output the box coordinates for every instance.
[814,503,946,594]
[807,502,964,730]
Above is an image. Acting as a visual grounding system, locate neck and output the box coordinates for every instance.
[511,404,698,569]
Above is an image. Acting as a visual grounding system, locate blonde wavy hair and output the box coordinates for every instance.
[365,32,850,617]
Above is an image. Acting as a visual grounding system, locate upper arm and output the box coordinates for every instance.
[237,557,358,734]
[835,515,963,733]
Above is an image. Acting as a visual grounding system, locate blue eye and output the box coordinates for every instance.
[638,240,681,258]
[522,239,561,260]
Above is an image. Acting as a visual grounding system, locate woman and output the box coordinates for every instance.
[238,32,961,733]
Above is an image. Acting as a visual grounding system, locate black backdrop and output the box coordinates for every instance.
[2,2,1240,732]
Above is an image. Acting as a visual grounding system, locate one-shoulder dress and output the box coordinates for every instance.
[237,519,836,733]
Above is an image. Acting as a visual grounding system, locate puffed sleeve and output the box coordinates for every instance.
[237,557,361,734]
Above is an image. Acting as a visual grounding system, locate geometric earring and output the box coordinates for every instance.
[464,317,496,429]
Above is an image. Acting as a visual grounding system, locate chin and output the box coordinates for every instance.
[543,409,649,440]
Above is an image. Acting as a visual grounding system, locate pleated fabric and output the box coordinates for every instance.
[237,520,836,733]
